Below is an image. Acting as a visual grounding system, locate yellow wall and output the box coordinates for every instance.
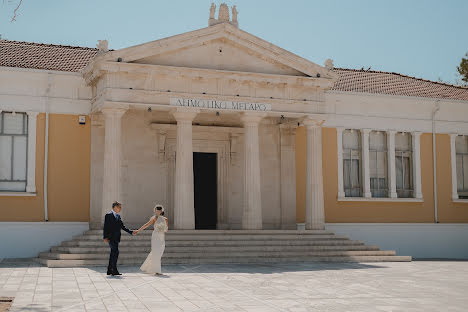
[0,114,90,222]
[435,134,468,222]
[295,127,468,223]
[0,114,46,221]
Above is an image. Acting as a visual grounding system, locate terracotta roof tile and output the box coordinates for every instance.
[1,40,467,101]
[0,39,98,72]
[332,68,468,101]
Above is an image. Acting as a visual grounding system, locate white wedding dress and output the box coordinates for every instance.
[140,216,167,274]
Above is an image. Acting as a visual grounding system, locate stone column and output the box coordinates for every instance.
[101,108,127,223]
[361,129,372,198]
[336,127,345,198]
[173,109,199,229]
[304,119,325,230]
[412,132,423,199]
[387,130,397,198]
[241,113,264,230]
[279,124,296,229]
[26,111,39,193]
[449,133,458,200]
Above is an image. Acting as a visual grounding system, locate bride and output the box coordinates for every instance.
[135,204,168,275]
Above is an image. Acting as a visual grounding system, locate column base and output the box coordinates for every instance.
[306,223,325,230]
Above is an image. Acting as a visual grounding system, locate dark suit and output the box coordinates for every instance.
[103,212,133,274]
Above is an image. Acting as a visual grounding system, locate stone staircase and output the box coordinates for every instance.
[36,230,411,267]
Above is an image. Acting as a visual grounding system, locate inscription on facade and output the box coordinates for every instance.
[170,98,272,112]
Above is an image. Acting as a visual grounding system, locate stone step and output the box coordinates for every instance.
[38,229,411,267]
[83,229,335,235]
[65,237,350,246]
[43,246,384,258]
[40,250,395,260]
[36,255,412,267]
[53,240,367,252]
[75,234,350,241]
[47,244,380,255]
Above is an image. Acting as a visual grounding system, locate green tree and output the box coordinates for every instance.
[457,52,468,85]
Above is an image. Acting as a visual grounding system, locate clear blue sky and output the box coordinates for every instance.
[1,0,467,84]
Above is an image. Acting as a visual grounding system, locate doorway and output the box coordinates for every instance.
[193,152,218,229]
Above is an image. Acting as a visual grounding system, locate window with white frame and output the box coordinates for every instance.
[0,112,28,192]
[395,132,413,198]
[369,131,388,197]
[456,135,468,199]
[343,129,362,197]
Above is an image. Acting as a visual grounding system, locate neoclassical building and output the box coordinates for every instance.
[1,4,468,259]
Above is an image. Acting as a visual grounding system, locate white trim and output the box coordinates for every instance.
[336,127,345,198]
[0,221,88,225]
[387,130,397,198]
[0,66,82,76]
[337,197,423,202]
[361,129,371,198]
[0,222,89,258]
[0,192,37,197]
[0,94,91,115]
[325,223,468,259]
[412,132,423,199]
[25,111,38,193]
[326,222,468,226]
[453,199,468,204]
[450,133,459,200]
[327,90,468,105]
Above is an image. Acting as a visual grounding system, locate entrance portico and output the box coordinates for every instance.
[83,18,337,231]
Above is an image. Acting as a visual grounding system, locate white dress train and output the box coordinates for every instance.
[140,216,167,274]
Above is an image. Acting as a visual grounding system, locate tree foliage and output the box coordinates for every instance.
[457,52,468,85]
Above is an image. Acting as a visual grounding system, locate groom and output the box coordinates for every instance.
[103,201,136,276]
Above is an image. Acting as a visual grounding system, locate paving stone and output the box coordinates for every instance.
[1,261,468,311]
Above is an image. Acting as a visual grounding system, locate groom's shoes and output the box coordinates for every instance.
[107,268,121,276]
[111,269,122,276]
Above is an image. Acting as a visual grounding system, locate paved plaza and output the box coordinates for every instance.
[0,261,467,311]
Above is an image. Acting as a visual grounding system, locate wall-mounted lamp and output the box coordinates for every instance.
[216,111,220,116]
[147,107,152,113]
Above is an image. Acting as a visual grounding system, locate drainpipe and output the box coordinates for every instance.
[44,73,52,221]
[432,100,440,224]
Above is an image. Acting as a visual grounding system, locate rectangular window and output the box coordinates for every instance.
[369,131,388,197]
[0,112,28,192]
[395,132,413,198]
[456,135,468,199]
[343,129,362,197]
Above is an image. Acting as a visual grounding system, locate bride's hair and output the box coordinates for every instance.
[153,204,164,216]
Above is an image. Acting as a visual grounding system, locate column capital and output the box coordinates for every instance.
[241,112,266,124]
[412,131,423,138]
[361,128,372,135]
[101,107,127,117]
[449,133,458,141]
[387,130,397,135]
[336,127,345,134]
[172,108,200,122]
[26,111,39,117]
[302,118,324,128]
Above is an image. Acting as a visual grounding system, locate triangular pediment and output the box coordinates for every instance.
[132,38,307,76]
[100,23,336,79]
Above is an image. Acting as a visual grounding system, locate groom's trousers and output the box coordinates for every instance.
[108,240,119,272]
